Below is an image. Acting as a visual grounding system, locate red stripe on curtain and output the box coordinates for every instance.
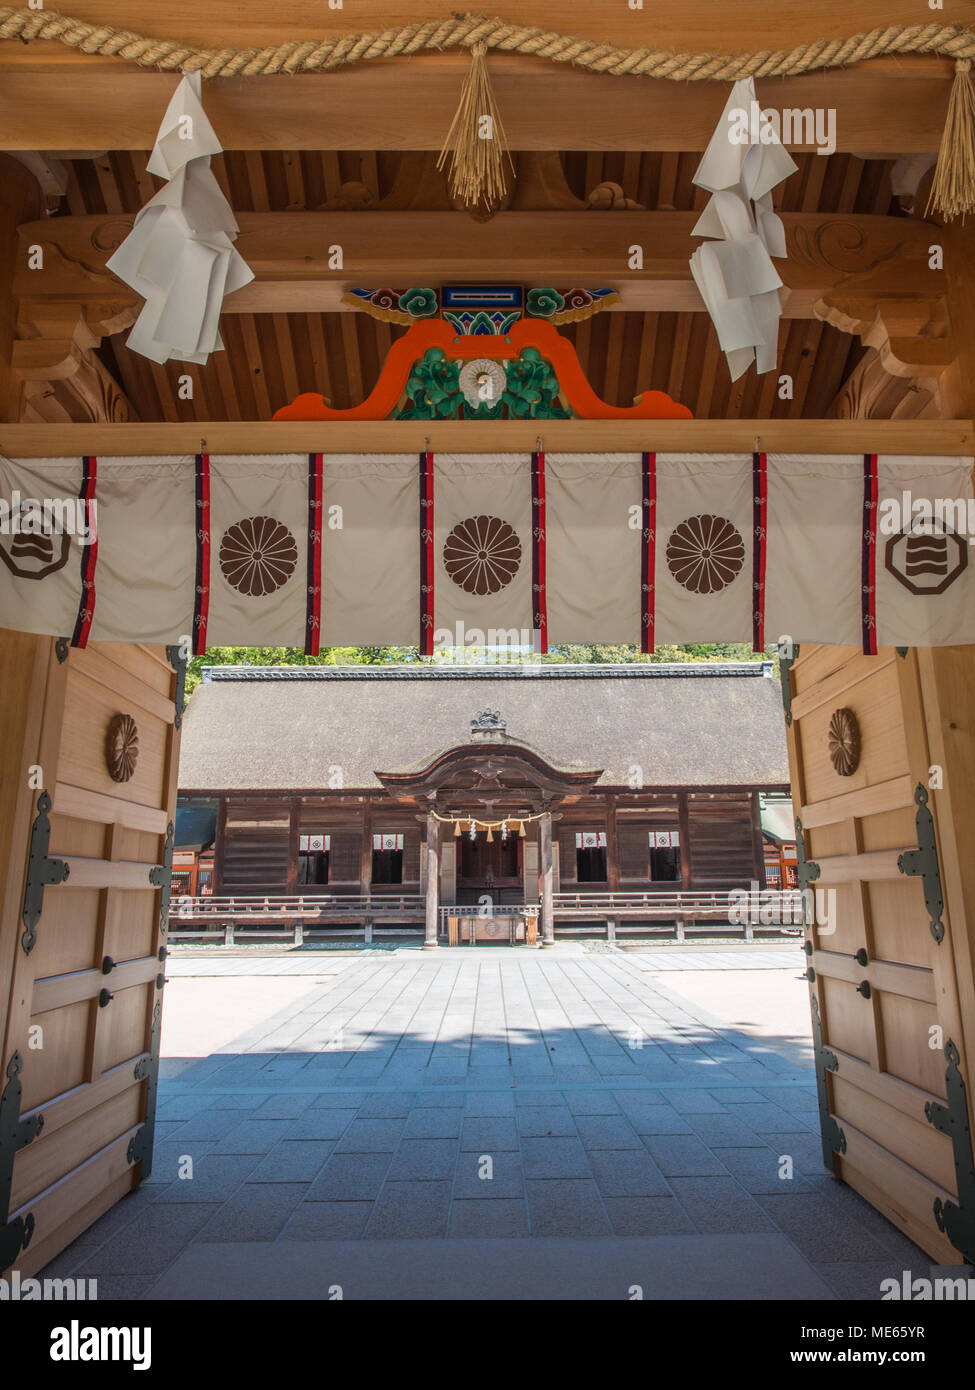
[861,453,879,655]
[641,452,656,654]
[71,455,98,648]
[419,451,435,655]
[306,452,324,655]
[193,453,211,655]
[752,451,768,652]
[531,451,548,654]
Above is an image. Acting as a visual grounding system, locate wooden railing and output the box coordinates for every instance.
[168,893,425,944]
[553,888,804,913]
[167,888,804,945]
[553,888,805,942]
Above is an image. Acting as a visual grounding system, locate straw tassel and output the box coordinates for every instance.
[437,40,514,210]
[926,59,975,221]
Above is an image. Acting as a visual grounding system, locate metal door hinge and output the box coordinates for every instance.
[925,1041,975,1264]
[128,999,163,1180]
[148,822,175,934]
[779,644,800,727]
[21,791,69,955]
[795,817,820,905]
[165,645,188,730]
[898,784,946,945]
[810,997,846,1172]
[0,1053,43,1274]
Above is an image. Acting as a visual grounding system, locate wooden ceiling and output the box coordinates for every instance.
[52,146,911,421]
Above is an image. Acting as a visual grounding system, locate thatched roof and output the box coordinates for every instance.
[177,663,789,792]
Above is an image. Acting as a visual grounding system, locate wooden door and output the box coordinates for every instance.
[784,644,975,1265]
[0,634,183,1276]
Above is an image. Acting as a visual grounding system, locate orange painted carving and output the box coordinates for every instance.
[272,318,692,421]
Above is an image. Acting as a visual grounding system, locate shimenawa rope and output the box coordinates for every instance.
[1,9,973,80]
[1,9,973,215]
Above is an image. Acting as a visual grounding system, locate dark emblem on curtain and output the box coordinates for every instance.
[443,516,522,595]
[0,502,72,581]
[885,521,967,596]
[219,516,299,596]
[666,514,745,595]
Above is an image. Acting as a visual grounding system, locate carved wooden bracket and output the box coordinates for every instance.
[827,348,937,421]
[13,302,136,424]
[816,295,954,383]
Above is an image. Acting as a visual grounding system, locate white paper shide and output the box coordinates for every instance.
[689,79,797,381]
[106,73,253,364]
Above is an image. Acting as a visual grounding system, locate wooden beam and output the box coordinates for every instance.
[0,51,955,152]
[0,1,945,51]
[0,418,970,456]
[16,211,946,318]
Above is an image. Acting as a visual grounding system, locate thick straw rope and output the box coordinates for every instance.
[0,9,973,80]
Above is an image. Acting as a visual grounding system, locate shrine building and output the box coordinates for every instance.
[174,661,792,943]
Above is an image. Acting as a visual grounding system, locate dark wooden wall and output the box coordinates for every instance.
[203,786,778,895]
[214,794,422,894]
[558,791,766,892]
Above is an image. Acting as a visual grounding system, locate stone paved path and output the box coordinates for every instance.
[41,948,943,1300]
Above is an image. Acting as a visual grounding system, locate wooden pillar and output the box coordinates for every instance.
[440,838,456,906]
[939,222,975,422]
[678,791,692,890]
[539,807,555,947]
[424,810,440,949]
[0,156,42,422]
[212,797,228,895]
[750,790,766,889]
[605,793,620,891]
[522,832,539,904]
[286,797,300,893]
[359,799,373,897]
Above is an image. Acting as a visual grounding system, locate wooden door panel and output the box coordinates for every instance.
[877,994,947,1095]
[785,643,975,1266]
[869,881,936,969]
[29,888,102,977]
[831,1075,956,1192]
[10,1088,143,1213]
[820,977,875,1064]
[0,635,181,1277]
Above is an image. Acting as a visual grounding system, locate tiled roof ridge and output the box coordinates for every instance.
[202,662,775,683]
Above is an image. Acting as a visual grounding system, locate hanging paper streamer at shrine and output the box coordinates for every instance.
[689,79,797,381]
[1,452,974,654]
[105,73,254,364]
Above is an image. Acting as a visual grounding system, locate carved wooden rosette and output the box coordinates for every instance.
[827,707,861,777]
[106,713,139,783]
